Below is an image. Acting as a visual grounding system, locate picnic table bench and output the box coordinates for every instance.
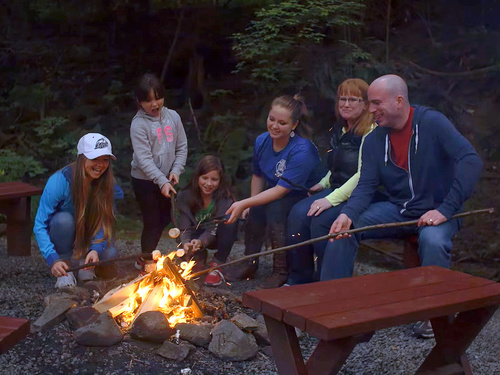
[0,181,43,256]
[243,266,500,375]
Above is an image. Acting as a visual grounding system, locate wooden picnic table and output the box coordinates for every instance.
[243,266,500,375]
[0,181,43,256]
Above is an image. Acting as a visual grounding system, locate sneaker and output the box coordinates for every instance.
[55,272,77,289]
[78,268,96,283]
[413,320,434,339]
[204,262,224,286]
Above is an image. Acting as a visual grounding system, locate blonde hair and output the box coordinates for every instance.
[71,155,115,259]
[335,78,373,136]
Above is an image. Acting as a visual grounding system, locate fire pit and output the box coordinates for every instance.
[93,252,203,330]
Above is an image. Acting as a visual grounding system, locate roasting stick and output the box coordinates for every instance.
[189,207,495,279]
[66,252,152,273]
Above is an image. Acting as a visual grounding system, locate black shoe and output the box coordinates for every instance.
[259,273,288,289]
[224,260,258,282]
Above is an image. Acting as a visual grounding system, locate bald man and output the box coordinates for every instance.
[321,74,482,280]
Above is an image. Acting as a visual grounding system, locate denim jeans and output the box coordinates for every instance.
[320,201,460,281]
[245,190,307,255]
[49,211,118,263]
[286,189,347,285]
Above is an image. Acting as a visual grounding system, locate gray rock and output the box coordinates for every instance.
[175,322,213,347]
[130,311,174,343]
[231,313,259,331]
[208,320,258,361]
[74,312,123,346]
[252,325,271,346]
[66,306,100,330]
[157,340,195,361]
[32,296,75,333]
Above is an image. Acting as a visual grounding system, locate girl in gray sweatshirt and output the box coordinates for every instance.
[130,73,188,253]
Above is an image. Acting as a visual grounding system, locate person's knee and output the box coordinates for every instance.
[50,212,75,232]
[101,246,118,260]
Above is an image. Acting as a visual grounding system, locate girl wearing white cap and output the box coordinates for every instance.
[34,133,124,288]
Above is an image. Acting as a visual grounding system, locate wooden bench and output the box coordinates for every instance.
[0,181,43,256]
[243,266,500,375]
[0,316,30,353]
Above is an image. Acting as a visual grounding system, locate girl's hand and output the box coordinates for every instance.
[168,173,180,186]
[51,260,69,277]
[225,201,248,224]
[241,207,250,219]
[84,250,99,270]
[190,239,203,252]
[161,182,177,198]
[307,198,333,216]
[308,183,324,196]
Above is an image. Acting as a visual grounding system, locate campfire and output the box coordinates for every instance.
[93,251,203,330]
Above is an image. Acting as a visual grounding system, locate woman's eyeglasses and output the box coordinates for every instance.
[338,97,364,105]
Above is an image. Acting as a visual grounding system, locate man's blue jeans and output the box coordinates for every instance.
[49,212,117,263]
[320,201,460,281]
[286,189,347,285]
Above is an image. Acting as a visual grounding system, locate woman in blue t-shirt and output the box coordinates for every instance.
[225,95,324,288]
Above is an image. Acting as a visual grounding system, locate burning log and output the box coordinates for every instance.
[92,252,204,330]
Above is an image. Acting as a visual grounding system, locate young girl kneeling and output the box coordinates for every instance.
[177,155,237,286]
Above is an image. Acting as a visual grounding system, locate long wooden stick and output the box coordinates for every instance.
[189,207,494,279]
[66,253,152,273]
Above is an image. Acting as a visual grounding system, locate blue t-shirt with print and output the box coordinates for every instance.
[253,133,324,190]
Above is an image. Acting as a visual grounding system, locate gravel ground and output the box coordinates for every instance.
[0,235,499,375]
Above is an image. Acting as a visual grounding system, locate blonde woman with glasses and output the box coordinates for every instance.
[286,78,382,285]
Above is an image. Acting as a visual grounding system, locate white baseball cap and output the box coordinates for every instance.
[77,133,116,160]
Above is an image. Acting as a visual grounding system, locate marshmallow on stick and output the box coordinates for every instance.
[169,228,181,238]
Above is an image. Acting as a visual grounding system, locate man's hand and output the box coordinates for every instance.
[225,201,248,224]
[51,260,69,278]
[161,182,177,198]
[418,209,447,227]
[308,183,324,196]
[329,213,352,241]
[168,173,180,186]
[307,197,333,216]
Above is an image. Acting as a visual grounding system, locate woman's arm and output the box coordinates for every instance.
[225,175,290,223]
[33,172,69,267]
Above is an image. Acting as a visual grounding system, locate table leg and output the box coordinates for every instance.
[306,332,374,375]
[263,315,307,375]
[0,197,32,256]
[416,304,499,374]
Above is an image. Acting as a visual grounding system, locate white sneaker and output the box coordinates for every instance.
[77,268,96,283]
[55,272,77,289]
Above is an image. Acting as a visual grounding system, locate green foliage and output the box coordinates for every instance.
[32,116,78,159]
[0,149,47,182]
[202,111,253,178]
[9,83,52,120]
[233,0,367,89]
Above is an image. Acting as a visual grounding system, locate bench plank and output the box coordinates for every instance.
[284,275,492,331]
[0,316,30,353]
[243,267,471,321]
[0,182,43,200]
[307,283,500,340]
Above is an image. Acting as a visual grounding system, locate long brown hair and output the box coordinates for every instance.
[334,78,373,136]
[185,155,234,217]
[271,94,312,139]
[72,155,115,259]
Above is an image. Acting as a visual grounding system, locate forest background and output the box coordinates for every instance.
[1,0,499,274]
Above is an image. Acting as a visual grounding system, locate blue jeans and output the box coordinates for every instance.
[49,212,118,263]
[286,189,347,285]
[320,201,460,281]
